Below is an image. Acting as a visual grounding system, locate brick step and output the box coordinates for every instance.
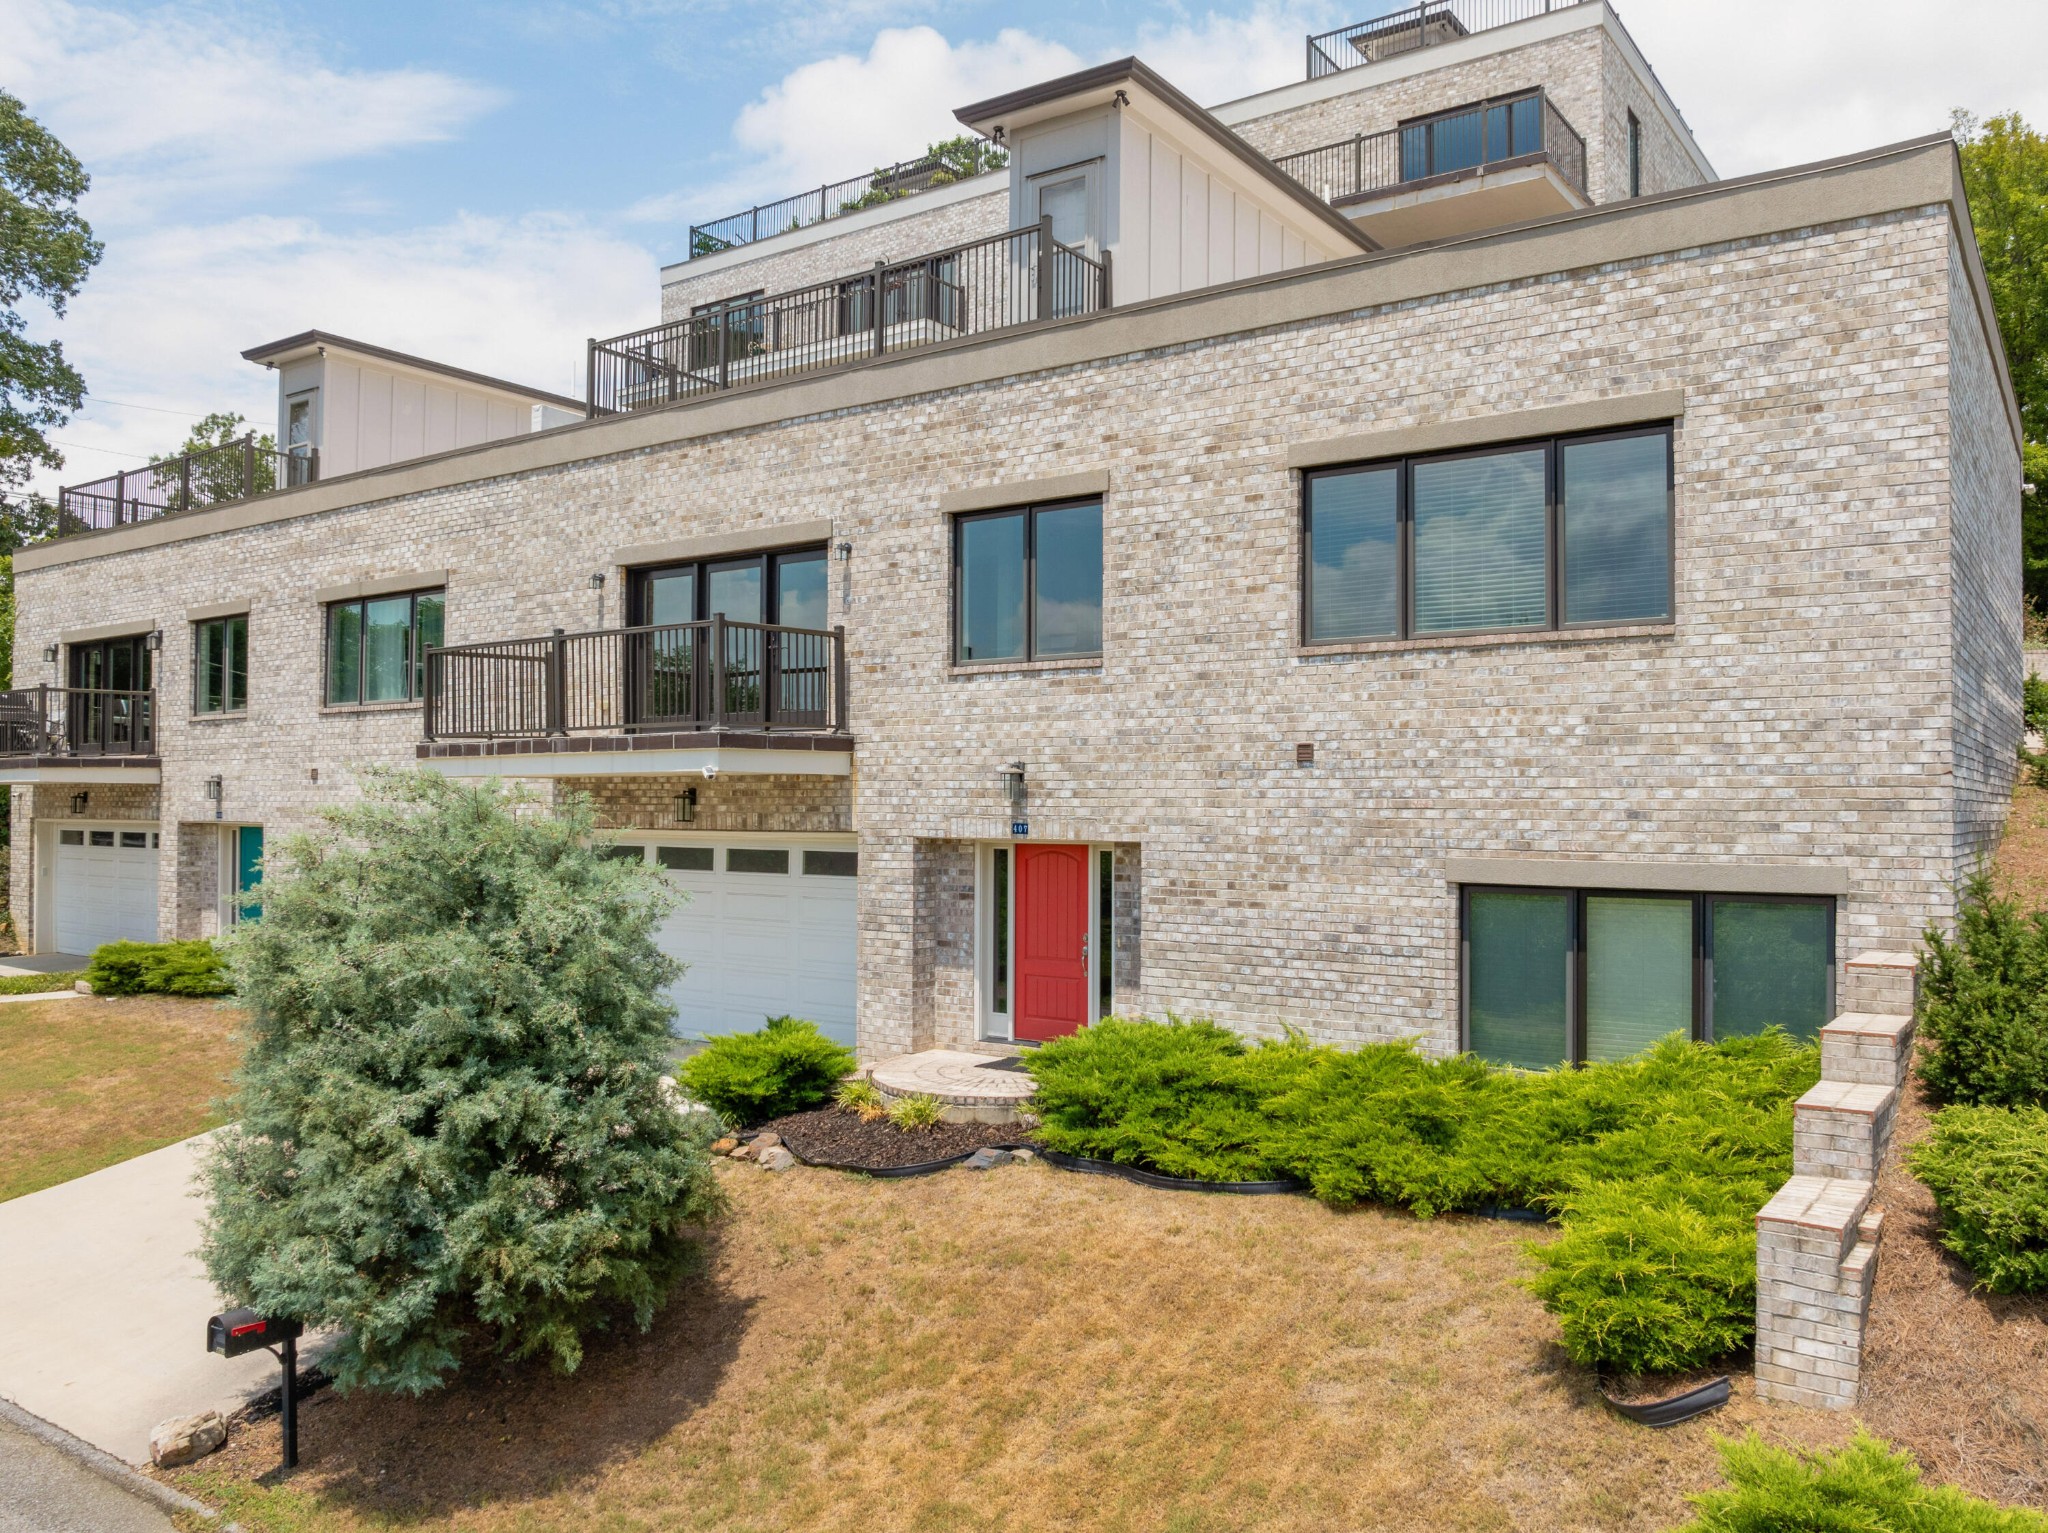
[1793,1080,1898,1180]
[1819,1011,1916,1089]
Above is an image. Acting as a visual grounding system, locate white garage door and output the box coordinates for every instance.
[52,825,161,955]
[622,839,858,1047]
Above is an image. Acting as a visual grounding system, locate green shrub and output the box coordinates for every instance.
[2026,671,2048,736]
[886,1093,946,1131]
[1908,1104,2048,1292]
[199,772,724,1395]
[1025,1018,1819,1373]
[1918,875,2048,1108]
[87,939,231,997]
[1676,1430,2048,1532]
[677,1016,857,1126]
[835,1078,886,1120]
[0,970,82,995]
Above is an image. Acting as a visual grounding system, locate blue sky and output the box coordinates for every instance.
[5,0,2046,495]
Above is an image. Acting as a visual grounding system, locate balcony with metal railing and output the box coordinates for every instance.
[590,217,1109,416]
[0,686,158,774]
[1273,87,1589,248]
[687,142,1006,259]
[416,616,852,777]
[53,435,316,541]
[1306,0,1593,78]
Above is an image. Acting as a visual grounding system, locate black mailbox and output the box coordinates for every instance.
[207,1308,302,1358]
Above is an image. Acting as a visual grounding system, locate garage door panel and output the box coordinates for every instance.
[53,829,160,954]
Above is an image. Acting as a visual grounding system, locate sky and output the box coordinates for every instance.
[4,0,2047,499]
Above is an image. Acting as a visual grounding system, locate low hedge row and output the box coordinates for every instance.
[1908,1104,2048,1294]
[676,1016,857,1124]
[86,939,232,997]
[1678,1431,2048,1532]
[1025,1017,1819,1374]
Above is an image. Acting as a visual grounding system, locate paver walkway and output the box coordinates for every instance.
[0,1133,279,1464]
[869,1048,1036,1109]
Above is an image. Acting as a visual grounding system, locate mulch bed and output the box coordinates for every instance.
[761,1108,1033,1170]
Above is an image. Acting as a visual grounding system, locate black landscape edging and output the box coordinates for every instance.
[1472,1202,1553,1224]
[1038,1148,1306,1195]
[1598,1374,1732,1428]
[783,1142,1039,1178]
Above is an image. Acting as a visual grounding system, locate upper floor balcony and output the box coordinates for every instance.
[417,616,852,779]
[687,139,1008,259]
[1306,0,1593,78]
[590,219,1109,416]
[54,434,316,539]
[1274,87,1588,248]
[0,685,159,781]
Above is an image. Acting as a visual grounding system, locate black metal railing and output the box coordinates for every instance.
[589,218,1109,416]
[688,149,1003,257]
[424,617,848,740]
[0,686,156,760]
[55,435,316,538]
[1307,0,1591,77]
[1274,88,1587,205]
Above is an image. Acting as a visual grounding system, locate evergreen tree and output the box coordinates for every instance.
[200,771,724,1394]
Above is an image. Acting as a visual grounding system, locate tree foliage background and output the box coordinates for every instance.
[200,772,725,1394]
[1955,111,2048,619]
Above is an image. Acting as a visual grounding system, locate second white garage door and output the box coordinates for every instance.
[51,824,161,956]
[620,838,859,1047]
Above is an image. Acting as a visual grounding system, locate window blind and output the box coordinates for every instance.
[1307,466,1399,640]
[1411,446,1548,633]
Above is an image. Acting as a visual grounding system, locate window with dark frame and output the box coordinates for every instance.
[193,614,248,715]
[629,545,828,630]
[1460,886,1834,1069]
[953,499,1104,663]
[1627,110,1643,197]
[1303,424,1673,644]
[323,589,443,706]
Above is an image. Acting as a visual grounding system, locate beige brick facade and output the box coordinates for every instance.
[10,140,2021,1059]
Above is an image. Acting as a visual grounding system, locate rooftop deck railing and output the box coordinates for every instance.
[424,617,848,741]
[688,149,1004,258]
[54,435,316,539]
[588,217,1109,416]
[0,686,156,761]
[1307,0,1592,78]
[1273,88,1587,207]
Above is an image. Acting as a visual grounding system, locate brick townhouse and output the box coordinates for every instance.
[5,0,2022,1070]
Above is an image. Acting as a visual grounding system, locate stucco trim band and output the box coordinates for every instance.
[185,599,252,622]
[56,620,156,645]
[938,471,1111,514]
[311,570,450,603]
[612,520,835,569]
[1286,391,1686,468]
[1445,856,1851,896]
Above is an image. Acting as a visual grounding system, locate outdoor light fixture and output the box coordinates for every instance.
[204,775,224,820]
[41,645,56,665]
[835,541,853,561]
[68,792,88,816]
[673,787,698,824]
[588,572,606,588]
[146,629,164,652]
[998,761,1027,808]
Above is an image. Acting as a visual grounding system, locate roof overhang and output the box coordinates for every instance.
[955,56,1377,255]
[418,734,853,780]
[0,763,162,785]
[1336,158,1591,249]
[239,329,585,415]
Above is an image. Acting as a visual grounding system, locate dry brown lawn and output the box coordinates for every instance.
[1991,781,2048,908]
[172,1159,1856,1533]
[0,994,242,1202]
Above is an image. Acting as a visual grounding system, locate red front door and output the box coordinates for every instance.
[1014,843,1091,1042]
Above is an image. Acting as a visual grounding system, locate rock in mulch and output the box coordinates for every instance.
[960,1148,1013,1171]
[757,1146,796,1172]
[150,1410,226,1468]
[759,1107,1034,1171]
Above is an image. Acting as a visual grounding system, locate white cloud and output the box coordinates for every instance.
[1134,2,1338,109]
[33,213,652,494]
[0,0,501,216]
[1615,0,2048,176]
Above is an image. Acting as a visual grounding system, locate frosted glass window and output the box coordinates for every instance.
[1562,432,1671,624]
[1467,890,1571,1070]
[1711,900,1831,1041]
[1584,896,1693,1062]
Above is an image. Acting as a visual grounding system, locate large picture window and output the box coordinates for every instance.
[192,614,248,715]
[953,499,1103,663]
[1304,424,1673,643]
[324,589,443,706]
[1461,886,1833,1069]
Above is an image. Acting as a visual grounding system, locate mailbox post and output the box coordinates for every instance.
[207,1309,305,1470]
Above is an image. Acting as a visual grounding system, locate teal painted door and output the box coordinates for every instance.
[235,826,264,922]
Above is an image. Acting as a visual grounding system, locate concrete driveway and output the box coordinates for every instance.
[0,1133,280,1465]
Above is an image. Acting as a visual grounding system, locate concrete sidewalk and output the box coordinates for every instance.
[0,1133,279,1464]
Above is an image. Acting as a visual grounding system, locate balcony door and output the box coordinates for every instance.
[1028,162,1100,319]
[627,545,829,729]
[66,636,152,754]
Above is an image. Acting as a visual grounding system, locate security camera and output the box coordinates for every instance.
[701,765,718,782]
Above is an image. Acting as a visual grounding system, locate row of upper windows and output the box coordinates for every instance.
[950,421,1675,664]
[155,419,1674,714]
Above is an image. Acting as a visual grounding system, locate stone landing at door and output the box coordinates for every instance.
[867,1049,1036,1124]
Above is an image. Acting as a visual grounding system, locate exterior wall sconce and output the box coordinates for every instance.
[69,791,89,816]
[672,787,698,825]
[42,645,57,664]
[204,774,224,820]
[835,541,852,561]
[998,761,1027,808]
[146,629,164,652]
